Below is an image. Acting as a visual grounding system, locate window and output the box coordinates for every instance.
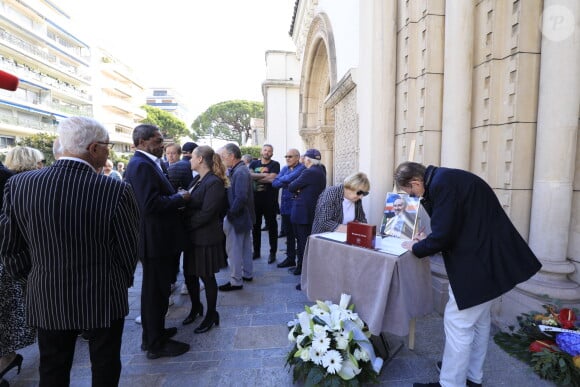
[0,136,15,148]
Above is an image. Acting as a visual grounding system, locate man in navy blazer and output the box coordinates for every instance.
[288,148,326,276]
[396,162,541,387]
[124,124,191,359]
[0,117,140,386]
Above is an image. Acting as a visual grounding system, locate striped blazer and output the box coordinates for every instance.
[312,184,367,234]
[0,159,140,330]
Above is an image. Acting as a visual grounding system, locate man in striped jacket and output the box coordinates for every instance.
[0,117,140,386]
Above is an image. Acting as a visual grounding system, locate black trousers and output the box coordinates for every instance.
[171,252,181,284]
[252,193,278,255]
[37,317,125,387]
[281,214,297,260]
[293,223,313,267]
[141,258,173,350]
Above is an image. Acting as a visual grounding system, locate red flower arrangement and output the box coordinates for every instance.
[494,303,580,386]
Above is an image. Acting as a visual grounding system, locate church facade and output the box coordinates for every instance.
[287,0,579,324]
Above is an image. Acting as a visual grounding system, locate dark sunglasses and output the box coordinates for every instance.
[356,190,369,197]
[284,155,297,158]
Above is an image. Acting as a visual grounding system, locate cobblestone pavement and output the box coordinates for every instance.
[6,232,553,386]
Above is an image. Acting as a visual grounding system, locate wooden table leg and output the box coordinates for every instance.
[408,318,416,350]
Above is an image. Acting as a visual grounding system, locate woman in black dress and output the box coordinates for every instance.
[182,145,228,333]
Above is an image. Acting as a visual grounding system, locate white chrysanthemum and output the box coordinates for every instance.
[288,327,296,342]
[322,349,343,374]
[310,347,325,365]
[334,332,349,350]
[312,334,331,353]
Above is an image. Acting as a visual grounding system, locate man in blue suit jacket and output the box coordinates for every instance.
[0,117,139,386]
[124,124,191,359]
[272,148,305,268]
[288,149,326,276]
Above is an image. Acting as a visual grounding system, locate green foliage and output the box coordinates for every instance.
[140,105,190,140]
[191,100,264,144]
[493,303,580,386]
[240,146,261,159]
[16,132,58,166]
[532,351,580,386]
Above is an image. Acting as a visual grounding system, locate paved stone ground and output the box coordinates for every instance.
[5,231,554,386]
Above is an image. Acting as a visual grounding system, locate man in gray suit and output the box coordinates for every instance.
[0,117,140,386]
[218,143,255,291]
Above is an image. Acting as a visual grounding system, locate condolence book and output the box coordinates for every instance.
[346,221,376,249]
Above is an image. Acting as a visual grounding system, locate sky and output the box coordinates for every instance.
[60,0,296,122]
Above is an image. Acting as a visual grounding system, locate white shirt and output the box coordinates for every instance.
[342,198,356,224]
[136,150,163,171]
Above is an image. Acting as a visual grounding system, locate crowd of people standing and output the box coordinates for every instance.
[0,116,542,387]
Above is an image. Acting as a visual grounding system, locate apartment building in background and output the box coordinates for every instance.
[0,0,145,153]
[92,47,145,153]
[146,87,192,126]
[0,0,92,149]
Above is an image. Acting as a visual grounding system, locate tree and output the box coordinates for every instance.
[191,100,264,144]
[140,105,190,140]
[17,132,58,166]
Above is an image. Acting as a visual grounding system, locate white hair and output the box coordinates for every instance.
[57,117,108,156]
[305,156,321,166]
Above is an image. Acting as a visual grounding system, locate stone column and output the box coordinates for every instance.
[440,1,474,168]
[357,0,397,226]
[524,0,580,302]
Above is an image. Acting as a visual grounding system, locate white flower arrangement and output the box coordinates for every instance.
[286,294,383,386]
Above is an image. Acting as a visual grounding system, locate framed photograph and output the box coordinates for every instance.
[379,192,420,240]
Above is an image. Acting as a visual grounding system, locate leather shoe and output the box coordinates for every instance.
[436,362,481,386]
[277,258,295,268]
[278,232,287,238]
[194,312,220,334]
[146,339,190,359]
[296,283,301,291]
[268,253,276,264]
[218,282,243,291]
[252,252,260,259]
[141,327,178,351]
[291,267,302,275]
[242,276,253,282]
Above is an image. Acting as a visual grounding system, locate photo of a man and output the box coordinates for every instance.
[380,193,418,240]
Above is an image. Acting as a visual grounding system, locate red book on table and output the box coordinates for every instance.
[346,221,376,249]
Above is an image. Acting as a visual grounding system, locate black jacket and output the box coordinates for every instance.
[185,173,227,246]
[412,166,542,310]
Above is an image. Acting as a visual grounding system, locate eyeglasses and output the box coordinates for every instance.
[284,155,298,158]
[96,142,114,149]
[356,190,370,197]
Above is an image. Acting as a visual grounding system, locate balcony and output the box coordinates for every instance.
[0,28,91,83]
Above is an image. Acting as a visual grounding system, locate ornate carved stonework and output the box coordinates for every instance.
[292,0,320,59]
[333,89,358,185]
[325,70,357,109]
